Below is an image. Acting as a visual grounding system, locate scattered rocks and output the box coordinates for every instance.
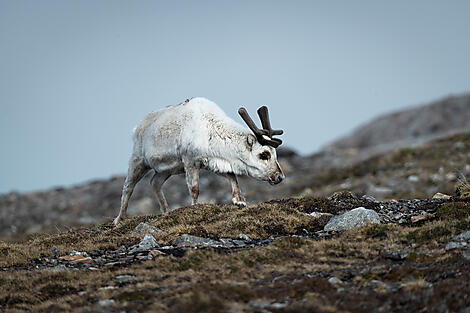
[174,234,222,248]
[324,207,380,231]
[130,222,162,237]
[129,234,160,253]
[384,249,411,261]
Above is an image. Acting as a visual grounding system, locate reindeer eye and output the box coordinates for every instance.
[259,151,270,160]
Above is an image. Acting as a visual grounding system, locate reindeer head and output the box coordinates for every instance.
[238,106,285,185]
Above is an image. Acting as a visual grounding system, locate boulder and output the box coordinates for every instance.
[324,207,380,231]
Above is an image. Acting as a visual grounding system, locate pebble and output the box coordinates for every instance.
[115,274,136,282]
[238,233,251,241]
[328,277,343,286]
[98,299,115,306]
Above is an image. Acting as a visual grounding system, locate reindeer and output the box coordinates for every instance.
[113,97,284,225]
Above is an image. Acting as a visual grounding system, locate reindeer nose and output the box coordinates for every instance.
[270,173,284,185]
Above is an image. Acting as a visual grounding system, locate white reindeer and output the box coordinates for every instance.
[114,97,284,225]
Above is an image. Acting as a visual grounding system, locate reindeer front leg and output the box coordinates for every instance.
[183,161,200,205]
[226,173,246,207]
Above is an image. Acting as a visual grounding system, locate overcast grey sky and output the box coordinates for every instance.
[1,1,470,193]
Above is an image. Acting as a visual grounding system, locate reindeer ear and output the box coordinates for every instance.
[246,134,256,150]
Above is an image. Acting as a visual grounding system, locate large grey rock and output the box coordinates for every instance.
[324,207,380,231]
[129,234,160,253]
[174,234,222,248]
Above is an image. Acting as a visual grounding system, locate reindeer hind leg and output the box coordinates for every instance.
[150,171,172,214]
[114,156,149,225]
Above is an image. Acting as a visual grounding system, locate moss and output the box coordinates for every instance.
[114,290,154,302]
[436,202,470,220]
[362,224,391,238]
[407,225,452,242]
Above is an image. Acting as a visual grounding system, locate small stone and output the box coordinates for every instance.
[306,212,333,218]
[174,234,222,248]
[324,207,380,232]
[384,249,410,260]
[408,175,419,182]
[98,299,115,306]
[51,247,59,255]
[129,234,160,253]
[238,233,251,241]
[361,195,378,202]
[328,277,343,286]
[463,252,470,260]
[131,222,162,237]
[70,251,89,257]
[117,245,127,253]
[149,249,165,257]
[369,280,392,293]
[232,240,246,247]
[432,192,451,200]
[219,238,235,248]
[99,286,116,290]
[48,264,68,272]
[411,213,435,223]
[115,274,136,282]
[59,254,93,264]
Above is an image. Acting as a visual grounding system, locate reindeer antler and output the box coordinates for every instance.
[238,106,283,148]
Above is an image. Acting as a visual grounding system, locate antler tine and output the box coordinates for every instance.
[257,106,284,137]
[238,107,267,136]
[239,106,282,148]
[257,106,272,131]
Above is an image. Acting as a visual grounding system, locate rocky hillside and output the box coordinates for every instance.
[326,93,470,153]
[1,193,469,312]
[2,131,469,239]
[2,96,470,239]
[1,93,470,312]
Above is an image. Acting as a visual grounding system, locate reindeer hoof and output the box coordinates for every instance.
[113,216,125,226]
[232,199,246,208]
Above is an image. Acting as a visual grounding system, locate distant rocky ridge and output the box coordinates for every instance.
[326,93,470,153]
[1,94,470,239]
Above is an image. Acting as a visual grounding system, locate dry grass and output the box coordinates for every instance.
[1,198,470,312]
[0,198,335,267]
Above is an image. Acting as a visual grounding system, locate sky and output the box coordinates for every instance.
[1,1,470,193]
